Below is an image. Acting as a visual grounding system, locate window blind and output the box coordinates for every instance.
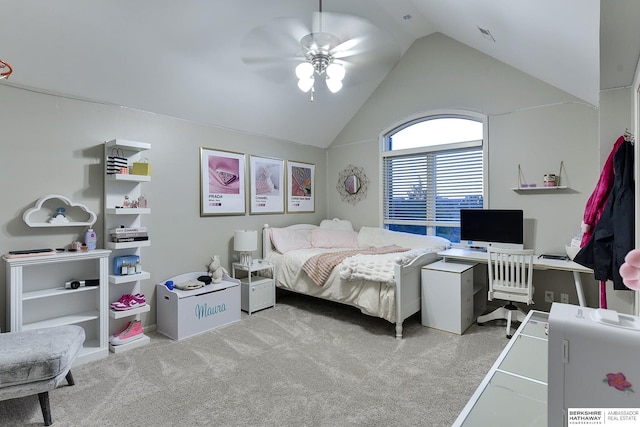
[383,146,483,229]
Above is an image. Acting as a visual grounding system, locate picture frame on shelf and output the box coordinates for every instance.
[286,160,315,213]
[249,155,285,214]
[200,147,246,216]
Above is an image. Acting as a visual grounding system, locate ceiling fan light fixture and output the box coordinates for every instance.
[298,76,315,92]
[295,61,314,79]
[326,63,345,81]
[326,77,343,93]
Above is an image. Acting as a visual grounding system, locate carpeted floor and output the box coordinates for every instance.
[0,291,508,427]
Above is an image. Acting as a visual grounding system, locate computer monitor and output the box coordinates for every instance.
[460,209,524,250]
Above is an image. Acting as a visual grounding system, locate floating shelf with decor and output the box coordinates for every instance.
[511,162,570,192]
[104,138,152,354]
[23,194,97,227]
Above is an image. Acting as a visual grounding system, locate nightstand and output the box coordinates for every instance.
[232,260,275,314]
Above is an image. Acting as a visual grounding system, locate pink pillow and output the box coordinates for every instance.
[311,229,359,248]
[270,228,312,253]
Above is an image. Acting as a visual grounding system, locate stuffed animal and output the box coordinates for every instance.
[207,255,228,284]
[619,249,640,290]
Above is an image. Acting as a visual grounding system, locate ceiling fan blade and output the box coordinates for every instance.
[310,12,373,44]
[241,17,309,62]
[330,37,365,59]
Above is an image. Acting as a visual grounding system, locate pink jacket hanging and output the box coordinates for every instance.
[580,135,625,247]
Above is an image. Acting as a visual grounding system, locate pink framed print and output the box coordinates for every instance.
[200,147,246,216]
[250,155,285,214]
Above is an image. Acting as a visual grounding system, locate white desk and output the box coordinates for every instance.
[438,248,593,307]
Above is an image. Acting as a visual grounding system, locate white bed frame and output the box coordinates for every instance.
[262,224,439,338]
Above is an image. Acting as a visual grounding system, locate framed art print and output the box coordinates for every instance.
[200,147,246,216]
[249,155,285,214]
[286,160,315,213]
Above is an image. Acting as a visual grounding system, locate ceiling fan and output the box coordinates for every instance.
[241,0,400,101]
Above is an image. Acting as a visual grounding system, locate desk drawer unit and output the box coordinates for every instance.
[421,260,478,334]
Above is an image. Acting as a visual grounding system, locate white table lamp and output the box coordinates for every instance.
[234,230,257,266]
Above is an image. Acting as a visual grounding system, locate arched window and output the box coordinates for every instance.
[381,114,485,242]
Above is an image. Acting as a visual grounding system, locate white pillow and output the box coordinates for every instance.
[358,226,450,251]
[319,218,354,231]
[311,229,359,248]
[270,228,312,253]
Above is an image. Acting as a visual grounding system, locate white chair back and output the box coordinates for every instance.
[487,247,535,305]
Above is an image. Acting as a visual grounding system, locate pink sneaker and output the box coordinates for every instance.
[110,320,143,345]
[110,294,145,311]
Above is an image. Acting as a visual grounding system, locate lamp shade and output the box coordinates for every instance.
[234,230,257,252]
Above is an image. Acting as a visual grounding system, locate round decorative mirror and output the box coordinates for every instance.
[337,165,369,205]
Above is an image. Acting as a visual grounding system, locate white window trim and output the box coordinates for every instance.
[378,109,489,228]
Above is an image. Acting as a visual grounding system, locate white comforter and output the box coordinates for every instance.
[338,248,431,283]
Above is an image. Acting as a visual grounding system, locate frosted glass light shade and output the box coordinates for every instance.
[326,77,343,93]
[326,63,345,80]
[295,61,314,79]
[298,77,314,92]
[234,230,257,252]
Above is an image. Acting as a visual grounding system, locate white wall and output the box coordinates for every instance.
[327,33,602,309]
[0,85,326,331]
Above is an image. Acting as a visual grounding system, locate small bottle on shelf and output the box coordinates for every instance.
[85,228,97,251]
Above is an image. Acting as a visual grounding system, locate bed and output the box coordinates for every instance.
[262,219,451,338]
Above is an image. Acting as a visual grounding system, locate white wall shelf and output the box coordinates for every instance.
[105,240,151,250]
[514,161,569,192]
[104,138,151,354]
[23,194,97,227]
[109,334,150,354]
[106,174,151,183]
[109,271,151,285]
[106,208,151,215]
[4,249,111,366]
[512,186,569,192]
[109,304,150,320]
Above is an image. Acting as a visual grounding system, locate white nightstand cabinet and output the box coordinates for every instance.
[232,260,275,314]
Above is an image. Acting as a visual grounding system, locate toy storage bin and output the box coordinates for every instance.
[156,271,240,341]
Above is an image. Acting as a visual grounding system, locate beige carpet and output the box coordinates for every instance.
[0,291,508,427]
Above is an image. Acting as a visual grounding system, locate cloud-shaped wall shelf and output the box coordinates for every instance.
[23,194,97,227]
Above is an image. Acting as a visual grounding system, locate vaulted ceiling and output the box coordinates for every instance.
[0,1,638,148]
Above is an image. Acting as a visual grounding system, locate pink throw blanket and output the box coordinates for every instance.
[302,245,408,286]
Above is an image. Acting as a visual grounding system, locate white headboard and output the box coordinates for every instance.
[262,223,319,258]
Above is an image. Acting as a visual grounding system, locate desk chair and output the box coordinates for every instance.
[477,247,534,338]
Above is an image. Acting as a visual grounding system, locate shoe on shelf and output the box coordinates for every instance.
[132,293,146,304]
[110,294,145,311]
[110,320,143,346]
